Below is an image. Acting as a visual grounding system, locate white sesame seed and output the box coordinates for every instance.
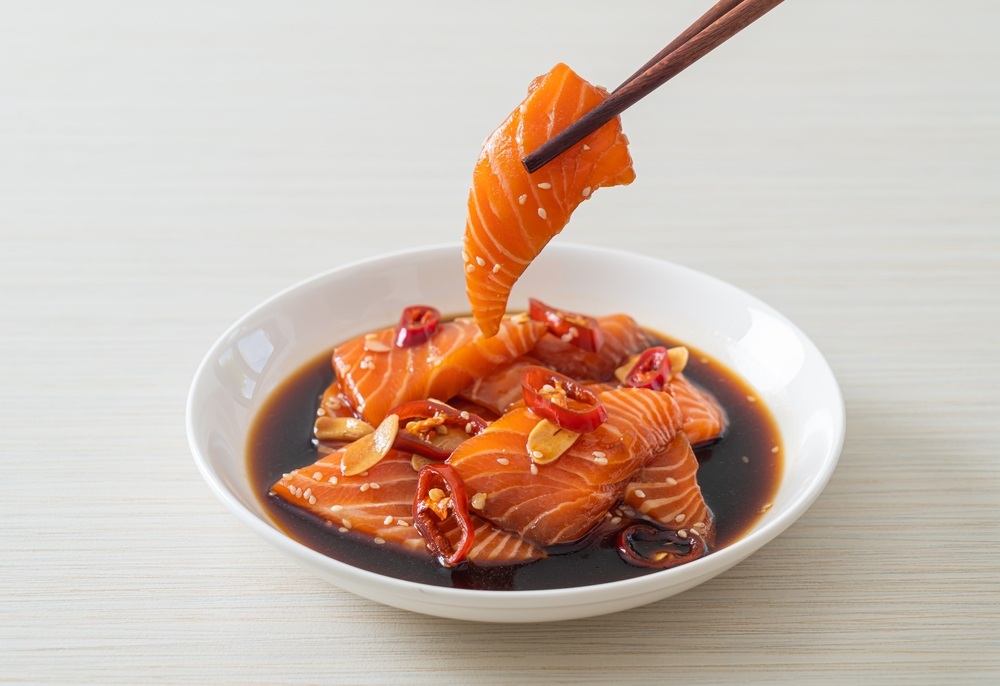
[605,512,612,518]
[515,135,523,145]
[465,422,474,433]
[747,395,757,403]
[635,490,646,499]
[343,519,352,529]
[471,492,487,510]
[462,251,469,262]
[694,522,705,529]
[666,477,677,486]
[614,509,623,517]
[317,408,326,416]
[466,264,475,273]
[339,527,348,533]
[610,516,622,525]
[592,451,606,458]
[761,503,773,513]
[530,464,538,475]
[325,520,332,527]
[531,450,543,459]
[492,263,501,273]
[371,482,380,489]
[384,515,394,525]
[675,514,686,523]
[537,182,551,189]
[397,519,408,527]
[519,104,527,114]
[282,473,291,479]
[497,458,510,465]
[360,483,370,492]
[537,208,547,220]
[475,256,486,267]
[328,476,338,485]
[582,187,591,197]
[374,537,386,545]
[771,446,780,453]
[540,384,556,393]
[364,340,391,353]
[294,488,302,498]
[460,411,470,420]
[583,144,590,151]
[518,194,527,205]
[742,456,750,463]
[312,472,322,480]
[594,457,608,466]
[330,505,343,512]
[678,529,688,538]
[309,496,316,505]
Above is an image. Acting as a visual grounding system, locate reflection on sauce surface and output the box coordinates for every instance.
[247,330,782,591]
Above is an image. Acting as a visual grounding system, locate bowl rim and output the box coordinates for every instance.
[186,242,845,604]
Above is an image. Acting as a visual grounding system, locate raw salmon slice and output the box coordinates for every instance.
[448,388,683,547]
[464,63,635,337]
[458,355,540,415]
[531,314,650,382]
[271,449,543,565]
[670,373,726,445]
[334,317,546,425]
[622,432,715,544]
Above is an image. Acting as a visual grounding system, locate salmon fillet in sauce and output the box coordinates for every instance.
[464,63,635,338]
[448,387,684,547]
[272,449,544,565]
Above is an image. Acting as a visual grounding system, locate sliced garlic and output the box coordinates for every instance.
[614,354,641,384]
[526,419,580,465]
[315,416,375,442]
[667,346,689,376]
[341,414,398,476]
[411,454,435,472]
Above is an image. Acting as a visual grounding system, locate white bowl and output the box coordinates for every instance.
[186,243,844,623]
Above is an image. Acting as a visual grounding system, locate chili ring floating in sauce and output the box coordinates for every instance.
[412,464,474,567]
[617,523,707,569]
[520,366,608,433]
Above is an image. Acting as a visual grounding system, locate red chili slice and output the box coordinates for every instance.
[395,305,441,348]
[389,400,488,460]
[413,464,474,567]
[528,298,605,353]
[617,524,707,569]
[624,346,670,391]
[520,366,608,433]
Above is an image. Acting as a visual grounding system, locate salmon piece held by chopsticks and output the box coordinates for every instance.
[464,63,635,338]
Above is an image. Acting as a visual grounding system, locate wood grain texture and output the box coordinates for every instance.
[1,1,998,683]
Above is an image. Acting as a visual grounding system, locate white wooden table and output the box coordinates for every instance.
[3,1,998,682]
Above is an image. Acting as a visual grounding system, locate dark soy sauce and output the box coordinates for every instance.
[247,331,782,591]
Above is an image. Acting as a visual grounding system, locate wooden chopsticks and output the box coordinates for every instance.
[521,0,786,174]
